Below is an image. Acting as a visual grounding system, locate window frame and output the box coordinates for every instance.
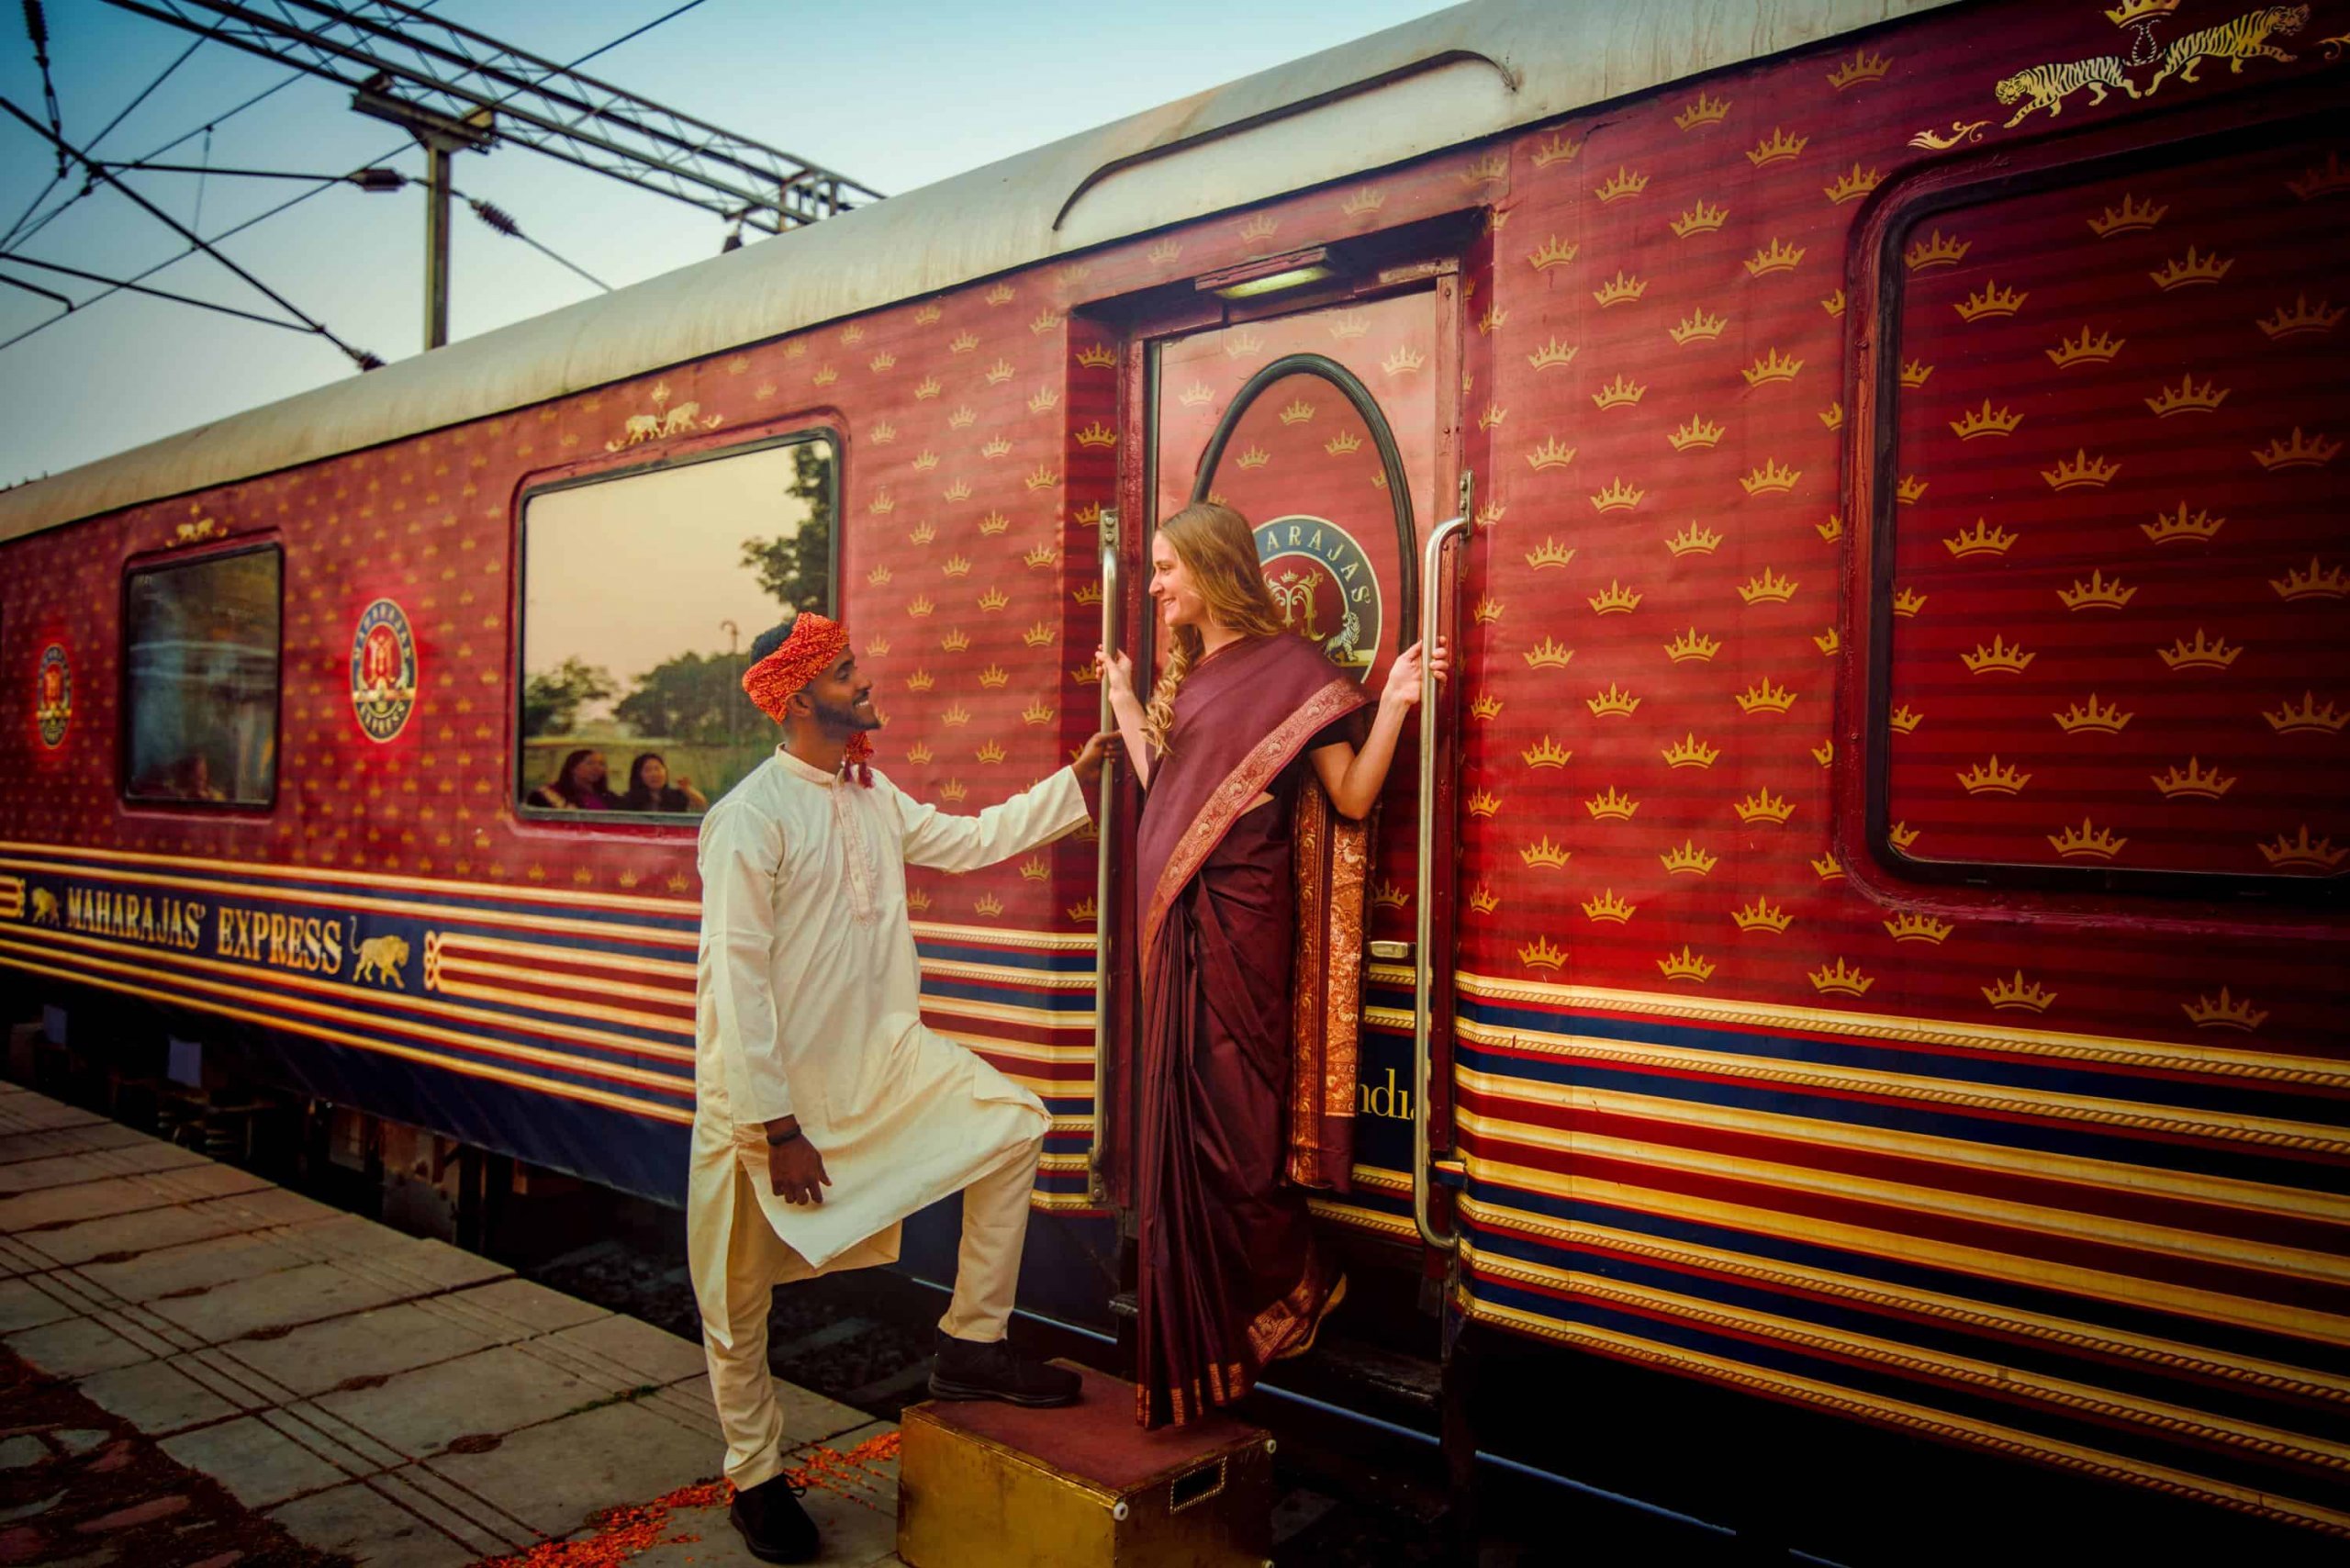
[118,538,285,813]
[509,424,843,828]
[1859,108,2343,906]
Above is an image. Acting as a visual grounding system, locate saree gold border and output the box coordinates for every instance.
[1455,1061,2350,1225]
[1463,1155,2350,1348]
[0,838,699,917]
[0,853,693,950]
[432,931,694,982]
[1460,1294,2350,1540]
[1458,1017,2350,1160]
[1455,1107,2350,1289]
[1461,1240,2350,1473]
[7,922,695,1064]
[1458,972,2350,1091]
[0,936,694,1097]
[0,951,691,1126]
[1456,1193,2350,1407]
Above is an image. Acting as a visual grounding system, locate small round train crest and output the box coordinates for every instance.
[349,599,420,744]
[1255,514,1382,678]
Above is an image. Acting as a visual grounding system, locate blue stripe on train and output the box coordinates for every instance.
[915,939,1099,974]
[1461,1173,2350,1382]
[1453,1041,2344,1199]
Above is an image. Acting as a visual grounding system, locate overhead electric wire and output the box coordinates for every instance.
[561,0,709,73]
[21,1,64,174]
[2,251,319,330]
[453,187,610,291]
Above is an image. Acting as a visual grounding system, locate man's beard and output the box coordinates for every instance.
[809,689,883,734]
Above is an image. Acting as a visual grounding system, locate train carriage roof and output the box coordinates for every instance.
[0,0,1951,543]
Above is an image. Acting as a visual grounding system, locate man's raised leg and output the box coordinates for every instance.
[929,1131,1081,1405]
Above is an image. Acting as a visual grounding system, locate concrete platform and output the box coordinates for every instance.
[0,1084,904,1566]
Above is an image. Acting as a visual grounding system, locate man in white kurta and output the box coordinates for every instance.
[689,613,1106,1561]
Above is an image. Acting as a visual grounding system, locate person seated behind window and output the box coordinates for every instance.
[138,754,227,802]
[532,748,618,811]
[621,752,708,813]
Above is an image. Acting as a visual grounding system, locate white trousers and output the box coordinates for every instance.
[694,1132,1043,1490]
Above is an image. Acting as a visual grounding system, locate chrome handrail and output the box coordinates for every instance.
[1087,509,1120,1204]
[1412,514,1466,1253]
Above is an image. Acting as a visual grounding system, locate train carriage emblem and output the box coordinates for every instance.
[1254,515,1382,678]
[33,644,71,749]
[349,599,420,744]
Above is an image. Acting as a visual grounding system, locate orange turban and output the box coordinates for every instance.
[741,612,876,785]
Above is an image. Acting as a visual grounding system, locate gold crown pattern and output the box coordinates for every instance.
[1479,304,1508,336]
[1676,92,1732,130]
[1669,308,1727,346]
[1339,186,1385,218]
[2150,246,2232,291]
[941,700,971,727]
[1672,202,1729,238]
[1661,840,1718,877]
[2043,449,2121,490]
[1955,282,2027,321]
[1742,349,1803,386]
[947,406,978,430]
[2158,629,2241,671]
[1669,418,1725,452]
[977,587,1012,612]
[1583,890,1635,924]
[1809,958,1873,997]
[1466,789,1501,819]
[1177,382,1214,409]
[1519,835,1572,869]
[2152,758,2234,800]
[1527,538,1576,569]
[1658,946,1718,983]
[1886,913,1954,945]
[1594,271,1650,308]
[1585,787,1639,822]
[2145,376,2229,418]
[2103,0,2178,28]
[1944,518,2017,558]
[2287,151,2350,201]
[1074,420,1118,448]
[1819,515,1847,543]
[812,364,840,386]
[1820,402,1844,431]
[1820,288,1846,318]
[1662,733,1721,769]
[976,739,1008,764]
[1828,48,1890,89]
[1023,621,1055,647]
[2265,562,2340,606]
[1527,436,1577,471]
[1740,462,1798,497]
[2048,817,2126,859]
[1478,404,1507,432]
[1735,677,1796,714]
[902,666,933,691]
[2183,988,2266,1032]
[915,452,943,474]
[2053,694,2132,734]
[1747,127,1807,167]
[1473,596,1505,625]
[1524,637,1575,669]
[1528,337,1580,370]
[1734,790,1793,824]
[1471,693,1505,721]
[1814,627,1841,655]
[1278,398,1315,427]
[1667,522,1723,557]
[943,554,972,577]
[983,358,1015,386]
[1812,851,1846,880]
[1326,309,1371,341]
[1527,236,1581,274]
[1983,972,2054,1013]
[904,741,934,763]
[1588,579,1643,614]
[1324,431,1363,456]
[2046,326,2125,367]
[1592,375,1647,409]
[1962,634,2035,675]
[1824,163,1883,205]
[1024,543,1059,569]
[975,508,1011,534]
[1667,627,1722,663]
[1024,465,1059,492]
[868,565,895,586]
[1595,166,1650,204]
[1745,238,1804,276]
[1905,230,1970,272]
[1739,567,1796,604]
[2259,826,2349,873]
[1899,360,1934,389]
[1732,899,1793,934]
[906,517,934,542]
[1382,344,1427,376]
[1587,683,1640,717]
[1467,885,1501,915]
[1235,214,1279,244]
[1590,478,1645,512]
[979,436,1013,459]
[1519,936,1566,972]
[1235,444,1270,470]
[1890,703,1925,733]
[969,891,1002,916]
[1460,151,1508,185]
[1224,327,1266,360]
[1531,133,1583,168]
[2059,569,2136,611]
[2142,501,2223,545]
[1371,879,1411,911]
[906,593,935,618]
[2252,428,2342,470]
[1522,735,1572,768]
[2256,294,2344,341]
[2264,692,2348,734]
[1957,756,2031,795]
[1948,400,2023,441]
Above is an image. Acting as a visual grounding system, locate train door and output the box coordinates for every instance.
[1096,272,1470,1310]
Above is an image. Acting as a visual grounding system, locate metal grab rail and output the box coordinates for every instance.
[1087,510,1120,1204]
[1412,514,1466,1253]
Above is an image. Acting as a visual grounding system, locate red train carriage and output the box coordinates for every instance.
[2,0,2344,1551]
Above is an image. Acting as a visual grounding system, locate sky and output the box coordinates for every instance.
[0,0,1459,490]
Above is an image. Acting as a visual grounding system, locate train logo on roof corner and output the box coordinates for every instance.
[34,644,71,749]
[1256,514,1382,678]
[350,599,420,744]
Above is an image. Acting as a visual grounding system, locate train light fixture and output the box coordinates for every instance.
[1198,246,1335,299]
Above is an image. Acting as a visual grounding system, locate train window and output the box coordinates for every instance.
[1869,124,2348,896]
[517,431,838,821]
[122,545,282,809]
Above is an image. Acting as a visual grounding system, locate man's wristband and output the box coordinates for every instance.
[765,1126,801,1147]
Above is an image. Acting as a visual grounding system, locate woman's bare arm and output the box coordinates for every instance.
[1306,640,1448,819]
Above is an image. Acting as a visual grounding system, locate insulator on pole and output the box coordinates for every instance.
[350,167,407,192]
[21,0,48,47]
[468,197,519,237]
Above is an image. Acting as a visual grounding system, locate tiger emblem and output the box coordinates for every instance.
[1994,53,2140,128]
[2144,5,2310,93]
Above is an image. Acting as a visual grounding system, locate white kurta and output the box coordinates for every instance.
[688,747,1091,1321]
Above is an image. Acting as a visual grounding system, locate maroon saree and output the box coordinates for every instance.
[1130,632,1372,1428]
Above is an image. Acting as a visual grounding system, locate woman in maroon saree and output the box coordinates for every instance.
[1099,501,1443,1427]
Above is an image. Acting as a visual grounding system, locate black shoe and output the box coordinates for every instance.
[729,1472,819,1564]
[929,1330,1083,1406]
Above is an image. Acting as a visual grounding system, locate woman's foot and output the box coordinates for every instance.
[729,1473,818,1563]
[1275,1271,1348,1361]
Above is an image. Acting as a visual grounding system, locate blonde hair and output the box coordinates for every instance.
[1141,501,1287,756]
